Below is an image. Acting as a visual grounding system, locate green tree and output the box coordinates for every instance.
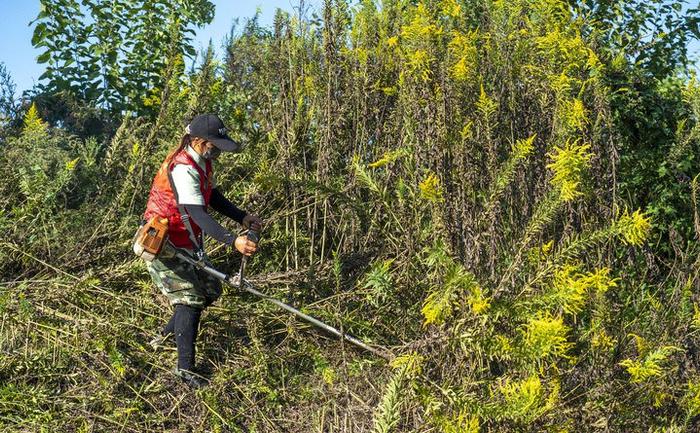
[0,62,20,143]
[574,0,700,77]
[31,0,215,115]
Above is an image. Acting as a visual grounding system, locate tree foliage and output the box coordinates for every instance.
[31,0,215,115]
[574,0,700,78]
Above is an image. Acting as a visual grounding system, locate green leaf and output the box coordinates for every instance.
[31,23,48,46]
[36,51,51,64]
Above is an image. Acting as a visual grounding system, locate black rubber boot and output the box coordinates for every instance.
[174,367,209,389]
[173,304,207,388]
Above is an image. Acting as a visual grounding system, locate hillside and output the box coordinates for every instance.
[1,1,700,432]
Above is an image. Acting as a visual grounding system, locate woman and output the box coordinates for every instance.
[142,113,262,388]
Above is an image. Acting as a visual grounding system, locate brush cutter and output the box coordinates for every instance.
[172,231,392,360]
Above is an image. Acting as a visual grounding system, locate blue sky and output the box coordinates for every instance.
[0,1,698,95]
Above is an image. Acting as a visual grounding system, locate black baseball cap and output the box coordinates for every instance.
[187,114,240,152]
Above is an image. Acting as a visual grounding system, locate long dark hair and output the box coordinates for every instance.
[163,134,191,166]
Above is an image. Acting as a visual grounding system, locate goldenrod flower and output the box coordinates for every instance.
[390,352,423,378]
[419,172,443,202]
[441,0,461,17]
[616,209,652,246]
[522,313,572,359]
[405,49,434,83]
[23,102,48,134]
[546,140,593,202]
[449,30,478,82]
[400,3,442,43]
[620,345,679,383]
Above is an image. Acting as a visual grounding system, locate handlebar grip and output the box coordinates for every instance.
[246,229,260,243]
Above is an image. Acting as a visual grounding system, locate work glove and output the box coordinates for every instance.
[242,214,263,232]
[235,235,258,256]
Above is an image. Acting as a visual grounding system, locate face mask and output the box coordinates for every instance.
[203,146,221,160]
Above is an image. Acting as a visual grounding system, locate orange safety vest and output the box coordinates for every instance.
[143,149,213,250]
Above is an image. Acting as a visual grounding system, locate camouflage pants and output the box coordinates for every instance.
[146,249,222,309]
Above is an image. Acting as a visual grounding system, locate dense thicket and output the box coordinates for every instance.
[1,1,699,432]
